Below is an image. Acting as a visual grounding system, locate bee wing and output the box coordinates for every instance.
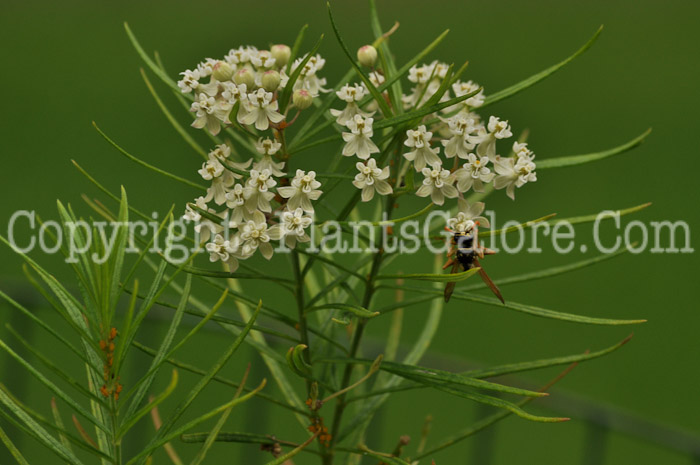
[473,257,505,304]
[443,259,462,302]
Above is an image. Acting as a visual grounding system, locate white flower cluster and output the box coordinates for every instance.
[331,59,537,206]
[178,45,328,135]
[184,142,320,270]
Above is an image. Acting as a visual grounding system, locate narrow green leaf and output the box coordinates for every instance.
[0,386,85,465]
[134,302,262,463]
[0,422,30,465]
[93,122,206,190]
[358,446,411,465]
[452,292,647,325]
[480,213,556,237]
[180,264,295,289]
[132,341,309,417]
[49,398,74,458]
[122,274,191,423]
[465,334,633,379]
[127,380,266,465]
[0,288,90,368]
[537,129,651,169]
[483,26,603,107]
[461,246,633,291]
[262,429,319,465]
[428,383,567,422]
[322,359,545,398]
[305,303,379,319]
[118,370,178,439]
[279,34,325,114]
[550,202,651,226]
[376,267,480,283]
[286,24,309,74]
[124,22,185,97]
[373,85,482,130]
[0,339,109,434]
[140,68,207,159]
[327,2,393,117]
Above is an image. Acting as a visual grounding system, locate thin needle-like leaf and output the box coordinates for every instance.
[537,129,651,169]
[139,68,208,159]
[93,122,207,190]
[483,26,603,107]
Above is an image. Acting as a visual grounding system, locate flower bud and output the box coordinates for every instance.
[261,70,281,92]
[233,68,255,88]
[271,44,291,68]
[212,61,234,81]
[292,89,313,110]
[357,45,377,68]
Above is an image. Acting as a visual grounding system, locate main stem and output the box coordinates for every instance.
[323,195,395,465]
[291,249,312,395]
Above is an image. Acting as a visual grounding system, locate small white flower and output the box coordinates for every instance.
[205,233,240,272]
[291,54,330,96]
[330,83,374,125]
[178,69,201,93]
[415,164,458,206]
[238,89,284,131]
[453,154,495,193]
[342,115,379,160]
[221,82,248,107]
[277,169,323,212]
[199,157,234,206]
[352,158,392,202]
[271,207,313,249]
[190,93,230,136]
[240,211,274,259]
[441,115,478,159]
[255,137,281,156]
[468,116,513,158]
[513,141,535,161]
[243,169,277,212]
[224,183,251,226]
[493,155,537,200]
[184,196,227,244]
[488,116,513,139]
[403,125,442,171]
[251,50,276,69]
[407,63,433,84]
[447,200,490,232]
[253,138,285,177]
[196,58,218,77]
[225,46,256,65]
[451,80,485,109]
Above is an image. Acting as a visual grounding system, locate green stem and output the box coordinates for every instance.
[292,250,312,395]
[322,195,395,465]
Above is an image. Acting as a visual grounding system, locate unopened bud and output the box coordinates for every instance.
[357,45,377,67]
[212,61,234,81]
[271,44,291,68]
[233,68,255,88]
[261,70,281,92]
[292,89,313,110]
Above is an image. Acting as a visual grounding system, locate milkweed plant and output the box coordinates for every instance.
[0,2,652,464]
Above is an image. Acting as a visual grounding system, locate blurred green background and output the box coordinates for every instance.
[1,0,698,463]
